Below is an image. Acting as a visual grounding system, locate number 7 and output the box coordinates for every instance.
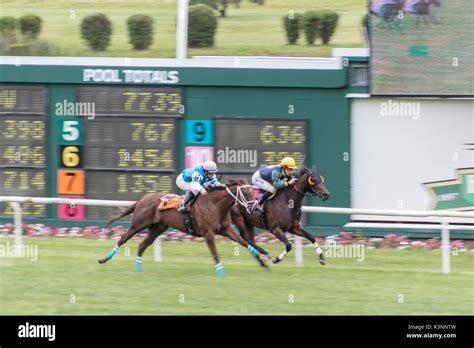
[66,172,76,192]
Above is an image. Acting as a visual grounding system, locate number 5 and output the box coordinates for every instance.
[63,120,79,141]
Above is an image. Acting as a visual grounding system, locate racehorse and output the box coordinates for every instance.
[370,0,405,30]
[231,167,330,265]
[403,0,441,27]
[98,178,269,276]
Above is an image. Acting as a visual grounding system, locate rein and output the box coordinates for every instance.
[225,184,258,214]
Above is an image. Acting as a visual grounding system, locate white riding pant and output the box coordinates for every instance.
[176,173,193,192]
[252,170,275,193]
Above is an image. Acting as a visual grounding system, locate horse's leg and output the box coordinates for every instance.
[291,224,326,266]
[135,224,168,272]
[231,207,270,259]
[271,227,292,264]
[203,230,224,277]
[220,224,270,270]
[245,224,271,260]
[98,221,149,264]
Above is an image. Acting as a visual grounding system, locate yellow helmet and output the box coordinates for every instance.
[280,157,297,169]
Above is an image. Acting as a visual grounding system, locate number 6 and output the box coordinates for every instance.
[63,120,79,141]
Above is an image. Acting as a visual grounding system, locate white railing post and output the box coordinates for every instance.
[441,218,451,274]
[9,202,23,254]
[294,236,303,266]
[153,237,162,262]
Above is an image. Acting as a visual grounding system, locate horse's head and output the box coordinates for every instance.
[297,166,330,201]
[227,177,260,214]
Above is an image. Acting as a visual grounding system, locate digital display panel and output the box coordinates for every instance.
[0,85,48,217]
[214,118,307,174]
[370,0,474,95]
[77,86,183,116]
[85,171,174,220]
[84,117,175,170]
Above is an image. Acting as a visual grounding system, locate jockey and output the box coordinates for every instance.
[252,157,298,205]
[176,160,224,213]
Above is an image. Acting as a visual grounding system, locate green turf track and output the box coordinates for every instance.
[0,237,472,315]
[1,0,365,57]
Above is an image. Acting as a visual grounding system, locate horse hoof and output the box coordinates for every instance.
[98,257,108,264]
[272,258,280,264]
[319,258,326,266]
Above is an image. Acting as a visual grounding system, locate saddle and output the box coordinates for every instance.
[158,194,184,211]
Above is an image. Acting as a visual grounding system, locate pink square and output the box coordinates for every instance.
[185,146,214,168]
[58,196,85,220]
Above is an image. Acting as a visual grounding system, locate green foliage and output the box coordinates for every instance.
[249,0,265,4]
[188,4,218,48]
[189,0,218,10]
[319,10,339,45]
[80,13,112,51]
[127,14,154,50]
[282,13,300,45]
[302,10,321,45]
[19,14,42,39]
[0,16,17,38]
[362,14,368,28]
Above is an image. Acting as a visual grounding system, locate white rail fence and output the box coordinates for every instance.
[1,196,473,274]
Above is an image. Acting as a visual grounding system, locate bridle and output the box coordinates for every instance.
[293,174,325,198]
[226,184,258,214]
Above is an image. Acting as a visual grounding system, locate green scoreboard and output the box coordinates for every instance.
[0,60,360,229]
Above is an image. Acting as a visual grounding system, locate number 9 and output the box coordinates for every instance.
[192,122,206,142]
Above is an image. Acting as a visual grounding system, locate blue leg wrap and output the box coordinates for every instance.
[215,263,224,277]
[106,244,119,260]
[247,245,259,257]
[135,256,143,272]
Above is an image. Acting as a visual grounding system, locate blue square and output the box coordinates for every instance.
[185,120,214,145]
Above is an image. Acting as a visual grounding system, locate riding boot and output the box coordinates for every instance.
[258,191,272,205]
[177,191,194,213]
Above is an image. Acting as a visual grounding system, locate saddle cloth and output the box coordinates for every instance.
[158,194,184,211]
[252,187,277,209]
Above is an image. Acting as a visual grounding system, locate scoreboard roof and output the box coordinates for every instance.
[0,56,349,88]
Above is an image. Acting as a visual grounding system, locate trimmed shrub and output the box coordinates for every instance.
[19,14,42,39]
[188,4,218,48]
[319,10,339,45]
[0,16,17,38]
[189,0,218,10]
[80,13,112,51]
[302,10,321,45]
[282,13,300,45]
[127,15,154,50]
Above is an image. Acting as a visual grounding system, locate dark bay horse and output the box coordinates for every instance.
[404,0,441,27]
[98,178,269,276]
[231,167,330,265]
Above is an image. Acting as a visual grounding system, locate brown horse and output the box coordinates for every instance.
[98,178,269,276]
[231,167,330,265]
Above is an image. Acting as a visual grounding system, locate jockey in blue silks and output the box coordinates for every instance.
[176,160,224,213]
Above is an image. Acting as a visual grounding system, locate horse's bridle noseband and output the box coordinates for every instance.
[226,184,258,214]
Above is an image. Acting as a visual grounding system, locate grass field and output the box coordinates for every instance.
[1,0,366,57]
[0,237,472,315]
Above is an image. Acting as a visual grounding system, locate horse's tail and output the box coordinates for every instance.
[105,202,137,229]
